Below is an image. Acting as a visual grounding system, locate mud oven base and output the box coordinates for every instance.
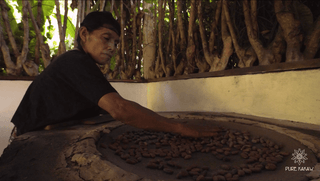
[1,112,319,181]
[97,113,319,181]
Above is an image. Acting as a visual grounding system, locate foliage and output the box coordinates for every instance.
[1,0,320,78]
[5,1,18,34]
[58,15,76,38]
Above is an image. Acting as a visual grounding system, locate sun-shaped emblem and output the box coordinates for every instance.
[291,148,308,165]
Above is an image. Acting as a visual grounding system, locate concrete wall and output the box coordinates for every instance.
[0,81,31,155]
[1,69,319,155]
[147,69,320,125]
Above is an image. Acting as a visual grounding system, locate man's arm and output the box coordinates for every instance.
[98,92,218,137]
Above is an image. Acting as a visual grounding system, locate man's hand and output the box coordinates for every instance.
[98,93,221,138]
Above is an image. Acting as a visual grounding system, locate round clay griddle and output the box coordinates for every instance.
[97,119,317,181]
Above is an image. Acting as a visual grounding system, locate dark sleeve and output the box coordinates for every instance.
[56,51,117,105]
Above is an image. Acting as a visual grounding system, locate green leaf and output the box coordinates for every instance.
[53,14,76,39]
[16,0,23,13]
[4,1,18,33]
[110,56,116,70]
[33,0,55,34]
[46,32,53,39]
[28,37,37,56]
[41,0,55,17]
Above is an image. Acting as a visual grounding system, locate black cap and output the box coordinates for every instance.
[80,11,121,36]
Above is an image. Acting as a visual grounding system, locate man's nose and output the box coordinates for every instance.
[108,41,116,52]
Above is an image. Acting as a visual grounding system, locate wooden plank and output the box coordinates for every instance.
[108,79,146,83]
[146,58,320,82]
[0,76,36,81]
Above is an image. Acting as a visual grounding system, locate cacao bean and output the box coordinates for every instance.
[242,168,252,174]
[237,170,245,176]
[225,173,232,179]
[147,162,158,169]
[188,171,199,176]
[176,170,189,179]
[125,158,138,164]
[184,154,192,160]
[265,163,277,170]
[240,152,248,159]
[191,168,202,173]
[221,164,230,170]
[163,168,174,174]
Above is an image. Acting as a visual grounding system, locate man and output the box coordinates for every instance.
[10,11,217,139]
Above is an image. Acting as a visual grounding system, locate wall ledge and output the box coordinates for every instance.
[158,111,320,134]
[1,58,319,82]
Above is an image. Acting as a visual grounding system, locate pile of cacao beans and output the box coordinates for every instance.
[102,128,289,181]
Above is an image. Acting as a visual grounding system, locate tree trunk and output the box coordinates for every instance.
[174,0,187,76]
[16,1,29,74]
[243,0,275,65]
[197,0,212,72]
[223,0,257,68]
[63,0,68,45]
[0,0,19,58]
[0,1,38,76]
[34,0,43,65]
[143,1,156,79]
[108,2,121,79]
[184,0,196,75]
[270,27,286,63]
[198,0,232,72]
[168,0,176,73]
[303,16,320,59]
[55,0,66,56]
[135,4,143,80]
[74,0,82,48]
[0,1,17,75]
[121,0,137,79]
[158,0,166,76]
[119,0,128,79]
[0,25,16,75]
[80,1,85,23]
[209,0,222,54]
[100,0,106,11]
[131,0,137,70]
[153,2,164,79]
[27,1,51,68]
[86,0,91,14]
[211,1,232,71]
[274,0,304,62]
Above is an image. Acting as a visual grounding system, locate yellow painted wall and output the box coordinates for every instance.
[147,69,320,125]
[0,81,32,155]
[110,82,148,107]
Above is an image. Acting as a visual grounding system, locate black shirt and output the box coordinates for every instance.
[11,50,117,135]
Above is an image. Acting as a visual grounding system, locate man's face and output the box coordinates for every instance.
[82,26,120,65]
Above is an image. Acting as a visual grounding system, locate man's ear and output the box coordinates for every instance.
[79,27,88,43]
